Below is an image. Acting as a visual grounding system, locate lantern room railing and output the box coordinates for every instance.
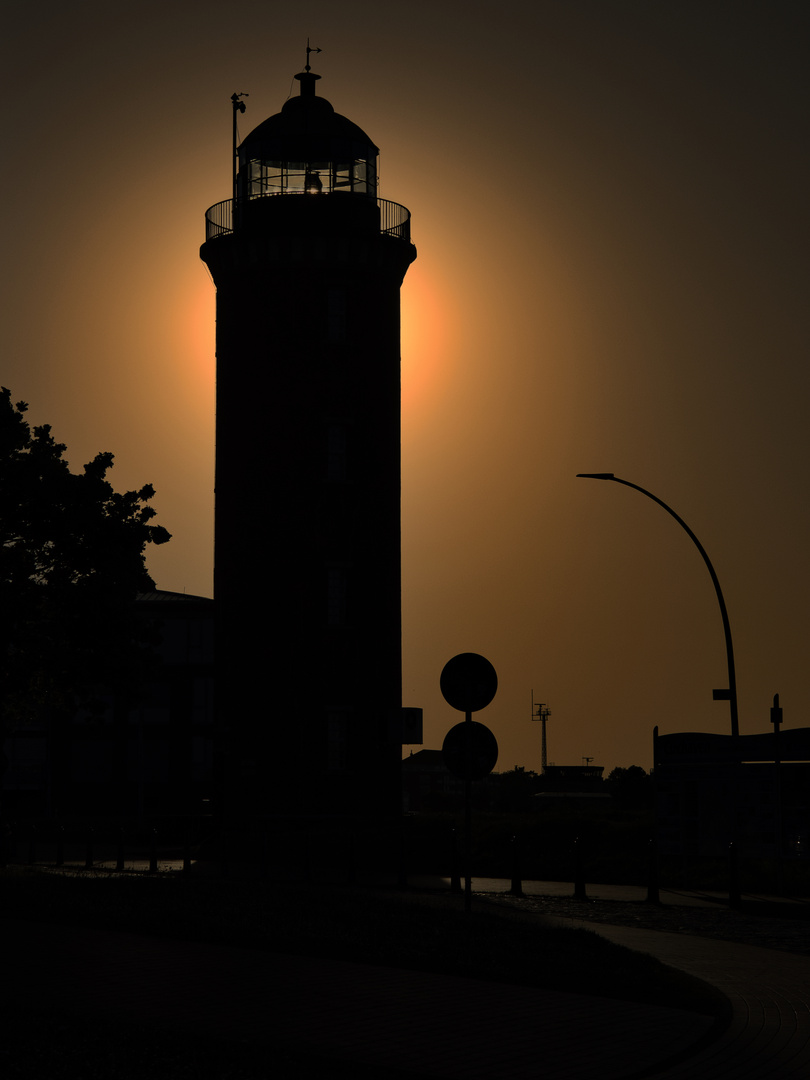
[204,195,412,244]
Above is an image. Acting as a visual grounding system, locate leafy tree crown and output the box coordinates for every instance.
[0,388,171,727]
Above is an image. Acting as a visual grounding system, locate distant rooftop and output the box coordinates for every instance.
[136,590,213,604]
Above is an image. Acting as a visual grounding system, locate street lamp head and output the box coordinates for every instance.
[576,473,615,480]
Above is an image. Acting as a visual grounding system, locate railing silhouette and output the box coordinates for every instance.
[204,199,233,240]
[204,195,412,244]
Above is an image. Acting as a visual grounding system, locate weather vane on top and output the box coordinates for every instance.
[305,39,322,72]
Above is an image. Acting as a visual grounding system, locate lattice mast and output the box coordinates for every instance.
[531,695,552,772]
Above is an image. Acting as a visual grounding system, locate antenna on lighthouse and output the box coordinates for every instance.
[231,92,248,208]
[531,694,552,773]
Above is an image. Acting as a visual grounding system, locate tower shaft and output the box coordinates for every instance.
[201,71,415,820]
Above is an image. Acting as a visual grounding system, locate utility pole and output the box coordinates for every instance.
[771,693,784,894]
[531,695,552,772]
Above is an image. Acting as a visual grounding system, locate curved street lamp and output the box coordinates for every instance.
[576,473,739,740]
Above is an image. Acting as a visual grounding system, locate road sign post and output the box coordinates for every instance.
[440,654,499,914]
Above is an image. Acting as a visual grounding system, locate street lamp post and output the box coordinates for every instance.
[576,473,739,740]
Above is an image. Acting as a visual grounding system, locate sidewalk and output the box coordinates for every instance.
[3,917,716,1079]
[4,884,810,1078]
[563,920,810,1079]
[421,874,809,908]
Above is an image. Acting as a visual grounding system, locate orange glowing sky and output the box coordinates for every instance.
[4,1,809,775]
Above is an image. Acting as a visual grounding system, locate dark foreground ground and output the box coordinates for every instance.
[3,868,808,1077]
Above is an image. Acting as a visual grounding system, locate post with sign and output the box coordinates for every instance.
[440,653,499,914]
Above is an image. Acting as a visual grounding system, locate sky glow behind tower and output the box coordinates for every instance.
[3,1,809,776]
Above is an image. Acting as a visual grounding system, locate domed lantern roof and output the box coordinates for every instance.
[237,70,379,199]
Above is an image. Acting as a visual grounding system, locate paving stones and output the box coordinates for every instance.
[4,880,810,1079]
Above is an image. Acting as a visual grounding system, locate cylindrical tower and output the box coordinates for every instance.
[201,66,416,821]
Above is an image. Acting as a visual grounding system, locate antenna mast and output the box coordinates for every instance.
[531,693,552,772]
[231,92,248,208]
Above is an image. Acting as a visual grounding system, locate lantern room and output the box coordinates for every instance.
[236,70,378,202]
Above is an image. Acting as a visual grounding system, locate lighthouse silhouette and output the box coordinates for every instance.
[201,54,416,823]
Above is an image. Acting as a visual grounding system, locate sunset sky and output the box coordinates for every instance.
[4,1,809,776]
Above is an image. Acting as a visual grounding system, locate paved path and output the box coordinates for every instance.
[475,878,810,1078]
[432,875,804,908]
[4,895,810,1078]
[4,918,715,1079]
[563,920,810,1079]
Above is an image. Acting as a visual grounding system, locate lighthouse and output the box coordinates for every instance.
[200,57,416,821]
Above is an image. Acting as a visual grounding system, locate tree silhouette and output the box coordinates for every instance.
[606,765,654,810]
[0,388,171,733]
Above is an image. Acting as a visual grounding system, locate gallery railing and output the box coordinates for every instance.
[204,195,412,244]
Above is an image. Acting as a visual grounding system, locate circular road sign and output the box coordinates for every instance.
[440,653,498,713]
[442,721,499,781]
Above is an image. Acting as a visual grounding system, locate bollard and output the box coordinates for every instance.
[55,825,64,868]
[183,823,192,876]
[449,827,462,893]
[646,838,660,904]
[509,834,523,897]
[28,823,37,866]
[115,827,125,872]
[84,828,94,870]
[573,836,587,901]
[149,828,158,873]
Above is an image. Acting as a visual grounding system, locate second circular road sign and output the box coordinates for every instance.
[442,721,499,781]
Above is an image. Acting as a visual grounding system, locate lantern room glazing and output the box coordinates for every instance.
[236,71,379,203]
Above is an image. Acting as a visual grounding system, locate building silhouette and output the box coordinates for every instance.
[654,726,810,863]
[200,61,416,820]
[2,590,214,822]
